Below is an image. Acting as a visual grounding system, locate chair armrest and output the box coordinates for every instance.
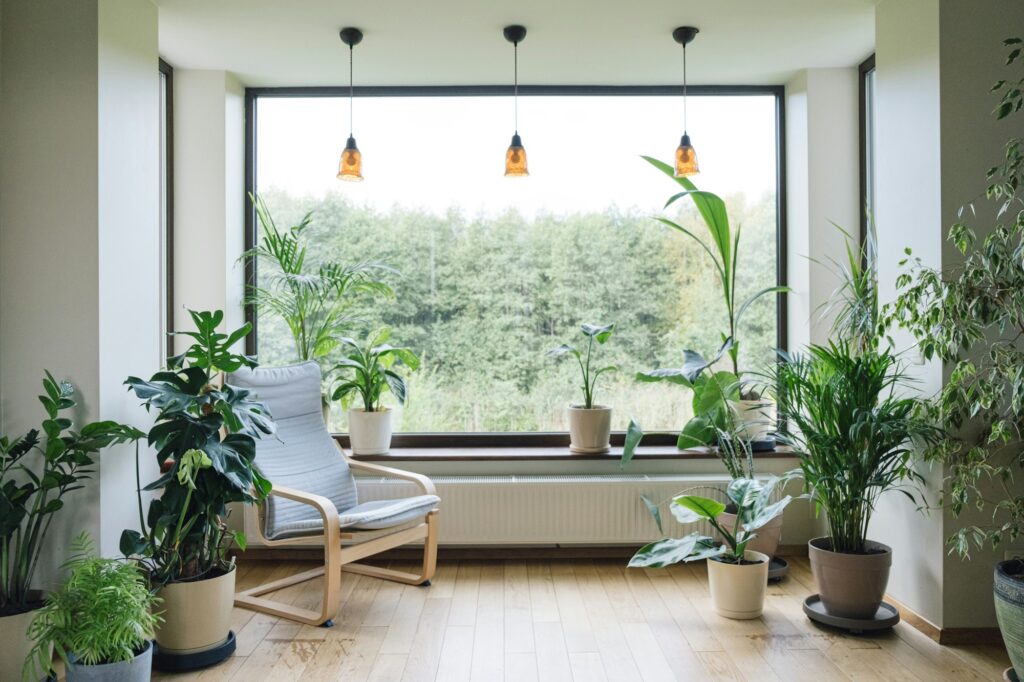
[252,484,341,546]
[333,441,437,495]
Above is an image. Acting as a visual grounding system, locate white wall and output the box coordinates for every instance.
[0,0,159,582]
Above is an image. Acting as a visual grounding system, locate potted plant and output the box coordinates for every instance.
[242,194,393,419]
[548,323,617,453]
[23,535,161,682]
[623,159,786,463]
[0,374,138,681]
[887,36,1024,676]
[120,310,275,666]
[766,341,941,620]
[629,475,793,619]
[330,329,420,455]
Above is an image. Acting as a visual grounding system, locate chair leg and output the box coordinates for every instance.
[342,511,439,587]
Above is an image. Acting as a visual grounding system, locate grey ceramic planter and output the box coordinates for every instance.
[995,559,1024,678]
[67,640,153,682]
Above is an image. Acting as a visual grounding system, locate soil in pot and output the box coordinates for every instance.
[808,537,891,620]
[67,640,153,682]
[707,550,770,619]
[0,598,49,682]
[995,559,1024,678]
[155,565,235,654]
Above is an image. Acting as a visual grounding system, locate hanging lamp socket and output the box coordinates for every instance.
[503,25,527,45]
[672,26,699,46]
[339,27,363,47]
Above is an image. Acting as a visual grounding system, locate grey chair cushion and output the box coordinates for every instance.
[270,494,440,540]
[228,362,358,540]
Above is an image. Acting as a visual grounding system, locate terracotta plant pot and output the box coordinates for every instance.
[994,559,1024,678]
[706,550,770,619]
[67,640,153,682]
[348,407,393,455]
[0,605,47,681]
[717,506,784,558]
[728,399,776,442]
[568,405,612,454]
[155,566,235,654]
[808,537,891,619]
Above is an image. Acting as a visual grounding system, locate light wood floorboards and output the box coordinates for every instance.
[154,557,1010,681]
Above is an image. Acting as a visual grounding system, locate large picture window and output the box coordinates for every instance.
[246,87,784,437]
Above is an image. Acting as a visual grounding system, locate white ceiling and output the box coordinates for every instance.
[157,0,875,88]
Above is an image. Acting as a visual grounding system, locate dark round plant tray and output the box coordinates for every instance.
[1005,667,1019,682]
[802,595,899,633]
[152,630,236,672]
[767,556,789,581]
[750,437,776,452]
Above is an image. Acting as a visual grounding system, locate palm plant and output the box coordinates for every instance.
[547,323,617,409]
[243,194,392,364]
[813,220,878,355]
[330,329,420,412]
[764,341,942,554]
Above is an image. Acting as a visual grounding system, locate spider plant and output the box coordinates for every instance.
[764,341,942,554]
[547,323,617,409]
[242,194,393,364]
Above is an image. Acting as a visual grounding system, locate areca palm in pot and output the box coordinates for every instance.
[120,310,275,667]
[330,329,419,455]
[548,323,617,453]
[0,374,138,681]
[24,535,161,682]
[629,475,793,619]
[766,341,941,620]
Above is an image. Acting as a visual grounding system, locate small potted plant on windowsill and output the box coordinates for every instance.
[548,323,617,454]
[629,474,794,619]
[330,329,420,455]
[24,535,161,682]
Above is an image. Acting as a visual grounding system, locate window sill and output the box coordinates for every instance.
[343,444,793,462]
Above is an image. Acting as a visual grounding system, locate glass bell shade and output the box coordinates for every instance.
[504,133,529,177]
[337,136,363,181]
[674,133,699,177]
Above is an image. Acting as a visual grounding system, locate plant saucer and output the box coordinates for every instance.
[802,594,899,633]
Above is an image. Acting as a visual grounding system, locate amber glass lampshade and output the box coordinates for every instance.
[504,133,529,177]
[674,134,699,177]
[337,136,363,182]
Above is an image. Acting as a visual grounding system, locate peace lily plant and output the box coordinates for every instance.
[548,323,617,453]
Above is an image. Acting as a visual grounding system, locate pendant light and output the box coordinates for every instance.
[337,27,364,181]
[672,26,700,178]
[503,25,528,177]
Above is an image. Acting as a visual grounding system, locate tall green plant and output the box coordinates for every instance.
[330,329,420,413]
[243,194,393,364]
[120,310,274,585]
[765,342,941,554]
[0,375,139,614]
[547,323,617,409]
[887,37,1024,556]
[24,534,161,680]
[814,221,879,355]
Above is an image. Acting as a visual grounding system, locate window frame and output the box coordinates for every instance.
[159,58,175,362]
[858,54,876,249]
[242,84,788,447]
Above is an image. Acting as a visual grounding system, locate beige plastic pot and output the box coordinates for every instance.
[0,606,45,681]
[717,508,784,558]
[568,405,612,454]
[348,407,393,455]
[155,566,235,654]
[729,399,776,442]
[808,537,891,619]
[706,550,770,619]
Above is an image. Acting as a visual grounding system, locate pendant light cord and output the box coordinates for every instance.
[514,41,519,134]
[348,43,354,137]
[682,42,688,135]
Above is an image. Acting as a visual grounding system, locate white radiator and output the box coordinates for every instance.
[354,474,763,545]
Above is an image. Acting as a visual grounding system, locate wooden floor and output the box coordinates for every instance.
[155,557,1011,682]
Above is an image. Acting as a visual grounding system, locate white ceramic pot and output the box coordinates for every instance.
[716,507,784,558]
[568,405,612,454]
[0,606,46,681]
[155,566,235,654]
[706,550,770,619]
[729,399,776,442]
[349,407,393,455]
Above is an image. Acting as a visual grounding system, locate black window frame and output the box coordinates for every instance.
[159,58,175,361]
[243,84,788,448]
[858,54,876,249]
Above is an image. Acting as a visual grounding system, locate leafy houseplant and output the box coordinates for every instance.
[623,158,786,465]
[887,37,1024,675]
[120,309,274,658]
[548,323,617,453]
[766,341,941,618]
[0,374,138,681]
[629,475,793,619]
[330,329,420,455]
[24,535,160,682]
